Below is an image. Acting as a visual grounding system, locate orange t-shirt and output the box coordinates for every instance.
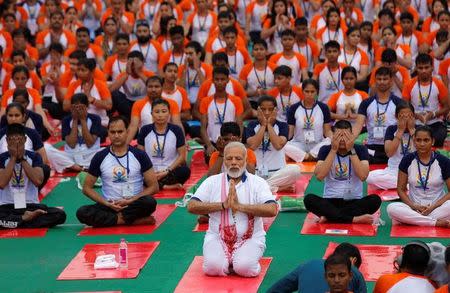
[209,148,256,167]
[64,79,111,102]
[1,87,41,109]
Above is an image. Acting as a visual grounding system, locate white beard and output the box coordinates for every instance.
[225,165,245,178]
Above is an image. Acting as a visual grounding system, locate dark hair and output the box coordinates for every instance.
[438,10,450,20]
[324,253,352,273]
[445,246,450,265]
[68,50,87,60]
[295,17,308,27]
[12,65,30,79]
[6,123,26,137]
[432,0,448,17]
[400,241,430,275]
[326,7,340,26]
[436,29,449,43]
[5,102,25,116]
[218,11,231,20]
[382,25,397,36]
[213,66,230,77]
[346,26,359,37]
[49,42,64,54]
[108,115,129,129]
[220,121,241,136]
[12,88,30,103]
[378,8,395,23]
[71,93,89,106]
[360,21,373,30]
[186,41,203,54]
[136,19,150,29]
[324,40,340,51]
[381,48,398,63]
[76,27,90,35]
[302,79,319,92]
[267,0,288,29]
[400,12,414,22]
[223,26,238,36]
[169,25,184,37]
[146,76,163,86]
[103,16,118,26]
[334,242,362,268]
[415,53,433,66]
[375,66,393,77]
[116,33,130,43]
[163,62,178,72]
[11,50,26,60]
[160,16,176,36]
[281,29,296,38]
[65,5,78,14]
[414,125,433,138]
[333,120,352,131]
[258,95,277,107]
[12,28,27,38]
[252,38,268,49]
[273,65,292,77]
[128,50,145,61]
[395,101,415,117]
[151,98,170,110]
[341,66,357,79]
[78,58,96,71]
[50,11,64,19]
[212,52,229,65]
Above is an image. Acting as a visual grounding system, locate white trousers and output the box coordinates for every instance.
[387,201,450,226]
[266,164,301,193]
[367,167,398,190]
[44,143,99,173]
[284,138,331,162]
[203,234,265,277]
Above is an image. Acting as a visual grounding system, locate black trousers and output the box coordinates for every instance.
[40,164,51,190]
[76,196,157,227]
[428,121,447,147]
[303,194,381,223]
[0,203,66,229]
[42,97,69,120]
[111,90,134,120]
[366,144,388,164]
[158,166,191,188]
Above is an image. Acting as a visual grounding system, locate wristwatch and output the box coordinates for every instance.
[350,148,357,156]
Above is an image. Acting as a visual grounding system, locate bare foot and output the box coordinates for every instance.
[70,164,83,172]
[197,215,209,224]
[318,216,327,223]
[352,214,374,224]
[436,219,450,228]
[163,183,184,190]
[22,209,47,222]
[278,185,296,193]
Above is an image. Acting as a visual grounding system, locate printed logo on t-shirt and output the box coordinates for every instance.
[303,116,315,129]
[334,162,349,180]
[416,167,431,190]
[326,78,337,90]
[152,142,165,158]
[375,113,386,126]
[112,166,128,183]
[11,165,25,188]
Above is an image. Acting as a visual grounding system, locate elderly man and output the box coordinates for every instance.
[188,141,278,277]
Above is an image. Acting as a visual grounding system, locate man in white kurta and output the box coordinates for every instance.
[188,142,278,277]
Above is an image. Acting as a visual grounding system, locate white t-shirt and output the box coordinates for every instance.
[384,125,416,170]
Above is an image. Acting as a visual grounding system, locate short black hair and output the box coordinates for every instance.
[258,95,277,107]
[341,66,357,79]
[49,42,64,54]
[252,38,268,49]
[395,101,415,117]
[445,246,450,266]
[438,10,450,20]
[273,65,292,77]
[12,65,30,79]
[151,98,170,111]
[324,253,351,273]
[12,28,27,38]
[169,25,184,37]
[213,66,230,77]
[6,123,26,137]
[71,93,89,106]
[218,11,231,20]
[302,79,319,92]
[68,50,87,60]
[212,52,229,65]
[346,26,359,37]
[11,50,26,60]
[78,58,96,71]
[108,115,129,129]
[13,88,30,103]
[333,120,352,131]
[381,48,397,63]
[50,11,64,19]
[116,33,130,43]
[400,12,414,22]
[295,17,308,27]
[280,29,296,38]
[375,66,393,77]
[382,26,397,36]
[220,122,241,137]
[400,241,430,275]
[378,8,395,21]
[186,41,203,54]
[414,125,433,138]
[324,40,340,51]
[163,62,178,72]
[76,27,90,35]
[128,50,145,61]
[223,26,238,36]
[334,242,362,268]
[415,53,433,66]
[146,76,163,86]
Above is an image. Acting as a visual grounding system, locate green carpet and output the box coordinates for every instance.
[0,162,444,293]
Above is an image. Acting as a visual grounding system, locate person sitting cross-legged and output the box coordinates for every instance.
[76,116,159,227]
[0,123,66,229]
[303,120,382,224]
[187,141,278,277]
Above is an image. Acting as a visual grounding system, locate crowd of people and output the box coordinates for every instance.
[1,0,450,291]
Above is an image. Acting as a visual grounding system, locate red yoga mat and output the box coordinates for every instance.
[193,216,277,232]
[369,164,387,171]
[78,204,176,236]
[174,256,272,293]
[275,174,312,199]
[300,212,379,236]
[39,177,62,201]
[324,242,402,281]
[154,169,207,199]
[367,184,399,201]
[0,228,48,238]
[57,242,159,280]
[297,162,316,173]
[390,224,450,238]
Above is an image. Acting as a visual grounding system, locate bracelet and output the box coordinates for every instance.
[221,202,225,210]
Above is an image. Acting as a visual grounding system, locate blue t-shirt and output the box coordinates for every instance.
[0,127,43,153]
[287,101,331,143]
[317,144,369,199]
[267,259,367,293]
[61,113,102,153]
[88,146,153,200]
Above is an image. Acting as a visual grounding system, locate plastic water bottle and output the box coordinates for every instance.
[119,238,128,268]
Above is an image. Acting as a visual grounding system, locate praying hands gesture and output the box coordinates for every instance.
[223,179,240,214]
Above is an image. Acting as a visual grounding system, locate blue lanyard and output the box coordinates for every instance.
[155,129,168,158]
[280,90,292,112]
[112,148,130,176]
[416,152,434,191]
[400,133,412,155]
[253,64,267,89]
[172,53,184,66]
[327,66,341,90]
[138,44,150,61]
[214,96,228,124]
[303,102,317,129]
[336,154,352,181]
[262,131,270,153]
[376,97,390,123]
[418,82,432,110]
[13,164,23,186]
[187,68,198,89]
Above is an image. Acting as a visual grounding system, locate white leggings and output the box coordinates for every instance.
[203,234,265,277]
[284,138,331,162]
[367,167,398,190]
[387,201,450,226]
[266,164,301,192]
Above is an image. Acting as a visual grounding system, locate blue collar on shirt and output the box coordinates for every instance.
[227,172,248,182]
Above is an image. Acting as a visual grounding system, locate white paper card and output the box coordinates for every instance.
[304,130,316,143]
[13,189,26,209]
[373,126,385,139]
[122,183,133,198]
